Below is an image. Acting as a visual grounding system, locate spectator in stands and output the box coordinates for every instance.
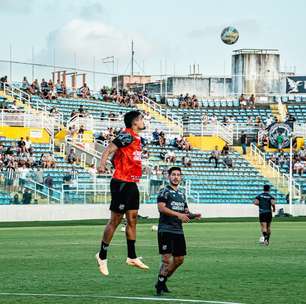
[265,116,274,127]
[78,105,87,117]
[22,188,32,204]
[211,114,217,124]
[298,146,306,161]
[247,116,254,125]
[29,79,40,95]
[33,167,44,191]
[67,148,77,164]
[223,154,234,168]
[21,77,30,92]
[239,94,247,109]
[152,165,162,179]
[165,150,176,164]
[191,95,199,108]
[80,83,90,99]
[249,94,255,109]
[5,163,15,191]
[152,129,160,144]
[108,112,116,121]
[0,75,8,89]
[18,164,29,191]
[182,155,192,167]
[144,111,152,125]
[241,131,248,155]
[209,146,220,168]
[202,113,209,126]
[177,136,192,151]
[180,94,188,108]
[159,131,166,147]
[43,153,56,168]
[294,160,304,176]
[25,136,32,154]
[17,137,26,154]
[221,143,230,155]
[44,174,53,196]
[40,78,49,99]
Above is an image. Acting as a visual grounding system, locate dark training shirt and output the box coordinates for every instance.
[255,192,275,214]
[157,185,188,234]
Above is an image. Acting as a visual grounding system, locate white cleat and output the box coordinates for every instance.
[126,257,149,270]
[95,253,109,276]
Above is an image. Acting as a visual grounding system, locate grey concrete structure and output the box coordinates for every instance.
[231,49,280,96]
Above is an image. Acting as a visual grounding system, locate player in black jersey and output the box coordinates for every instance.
[154,167,201,296]
[254,184,276,246]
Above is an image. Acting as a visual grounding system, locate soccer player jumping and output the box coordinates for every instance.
[155,167,201,296]
[254,184,276,246]
[96,110,149,276]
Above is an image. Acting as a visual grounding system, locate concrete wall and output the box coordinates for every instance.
[1,204,305,222]
[232,50,281,96]
[144,77,232,97]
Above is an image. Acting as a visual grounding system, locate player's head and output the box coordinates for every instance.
[124,110,145,131]
[168,166,182,186]
[263,184,270,192]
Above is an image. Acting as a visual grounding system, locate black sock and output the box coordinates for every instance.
[263,232,268,240]
[99,241,109,260]
[267,233,271,241]
[157,275,167,286]
[127,239,137,259]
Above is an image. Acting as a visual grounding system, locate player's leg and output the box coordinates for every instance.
[166,255,185,277]
[260,221,268,244]
[124,183,149,270]
[155,254,172,295]
[125,209,138,259]
[266,221,272,244]
[96,211,123,276]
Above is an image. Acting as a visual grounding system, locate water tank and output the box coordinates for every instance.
[231,49,280,96]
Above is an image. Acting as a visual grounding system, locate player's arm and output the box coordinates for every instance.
[184,208,202,220]
[158,202,190,223]
[271,199,276,212]
[254,198,259,206]
[98,143,118,174]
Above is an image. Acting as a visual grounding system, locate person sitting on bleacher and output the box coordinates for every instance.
[67,148,77,164]
[222,153,234,169]
[209,146,220,168]
[159,131,166,147]
[40,78,49,99]
[249,94,256,109]
[239,94,247,109]
[78,105,88,117]
[79,83,91,99]
[221,143,230,155]
[202,113,209,126]
[294,159,304,176]
[165,150,176,164]
[152,129,160,144]
[182,155,192,167]
[180,94,188,108]
[191,95,199,109]
[298,146,306,161]
[28,79,40,95]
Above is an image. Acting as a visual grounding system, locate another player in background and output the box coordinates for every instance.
[96,110,149,276]
[155,167,201,296]
[254,184,276,246]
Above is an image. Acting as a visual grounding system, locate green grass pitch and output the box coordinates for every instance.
[0,220,306,304]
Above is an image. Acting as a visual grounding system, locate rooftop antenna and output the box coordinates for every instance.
[131,40,135,76]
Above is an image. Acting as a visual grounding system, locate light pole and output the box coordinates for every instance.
[101,56,117,91]
[289,136,293,215]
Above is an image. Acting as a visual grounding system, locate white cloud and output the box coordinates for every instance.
[36,18,154,73]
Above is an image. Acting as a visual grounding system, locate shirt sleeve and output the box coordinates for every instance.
[157,188,168,203]
[112,131,134,148]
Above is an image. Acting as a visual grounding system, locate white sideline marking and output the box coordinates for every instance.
[0,292,244,304]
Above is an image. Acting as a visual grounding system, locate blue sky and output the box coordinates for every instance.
[0,0,305,88]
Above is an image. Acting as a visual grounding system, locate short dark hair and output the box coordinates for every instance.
[264,184,270,192]
[168,166,182,175]
[124,110,142,128]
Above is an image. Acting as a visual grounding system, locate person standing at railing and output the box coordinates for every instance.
[96,110,149,276]
[241,131,248,155]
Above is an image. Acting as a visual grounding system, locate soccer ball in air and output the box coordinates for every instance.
[151,225,158,232]
[221,26,239,45]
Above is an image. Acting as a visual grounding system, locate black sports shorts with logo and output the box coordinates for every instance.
[158,231,187,257]
[110,178,139,214]
[259,212,272,223]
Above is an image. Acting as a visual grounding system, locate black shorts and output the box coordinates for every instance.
[110,178,139,214]
[259,212,272,223]
[158,231,186,257]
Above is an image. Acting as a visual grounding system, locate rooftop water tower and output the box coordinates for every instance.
[231,49,280,96]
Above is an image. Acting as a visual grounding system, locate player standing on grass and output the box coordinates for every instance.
[155,167,201,296]
[95,110,149,276]
[254,184,276,246]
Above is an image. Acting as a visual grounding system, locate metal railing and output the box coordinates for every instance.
[1,81,31,107]
[201,120,233,144]
[250,143,301,199]
[142,96,183,132]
